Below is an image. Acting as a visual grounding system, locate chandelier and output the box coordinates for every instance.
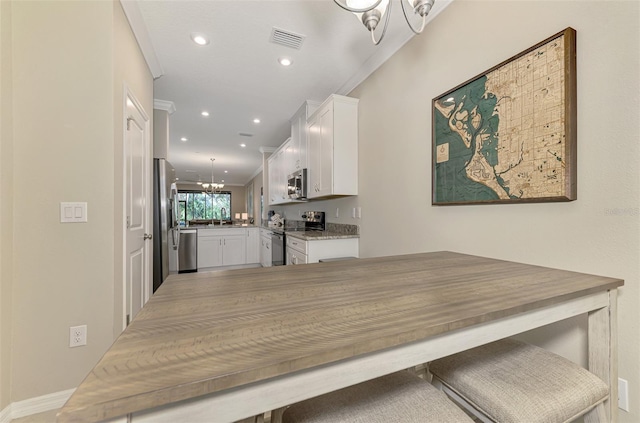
[333,0,435,45]
[202,158,224,194]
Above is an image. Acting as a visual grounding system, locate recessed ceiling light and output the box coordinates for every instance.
[201,111,209,117]
[191,33,209,46]
[224,170,228,173]
[240,143,247,148]
[180,137,188,142]
[253,118,261,124]
[278,57,293,67]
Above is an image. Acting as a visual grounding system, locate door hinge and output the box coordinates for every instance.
[126,216,130,228]
[126,314,130,326]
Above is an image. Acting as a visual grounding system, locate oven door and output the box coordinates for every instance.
[271,232,285,266]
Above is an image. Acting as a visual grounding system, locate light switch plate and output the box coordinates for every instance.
[60,202,88,223]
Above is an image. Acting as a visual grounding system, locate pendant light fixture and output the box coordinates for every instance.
[333,0,435,45]
[201,158,224,194]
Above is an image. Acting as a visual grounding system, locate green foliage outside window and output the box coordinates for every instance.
[178,191,231,224]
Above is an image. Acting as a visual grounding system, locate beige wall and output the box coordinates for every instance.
[1,0,153,403]
[153,109,169,159]
[0,0,13,410]
[247,170,263,222]
[280,1,640,420]
[10,0,115,401]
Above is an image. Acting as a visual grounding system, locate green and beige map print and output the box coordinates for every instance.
[433,33,570,204]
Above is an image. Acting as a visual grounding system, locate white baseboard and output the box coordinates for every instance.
[1,388,74,421]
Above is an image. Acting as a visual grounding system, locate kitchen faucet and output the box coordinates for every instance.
[220,207,226,225]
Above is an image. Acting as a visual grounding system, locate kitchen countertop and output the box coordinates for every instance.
[56,251,623,422]
[263,222,359,240]
[186,224,259,230]
[285,230,359,241]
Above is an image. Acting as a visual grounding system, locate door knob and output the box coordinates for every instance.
[143,233,153,240]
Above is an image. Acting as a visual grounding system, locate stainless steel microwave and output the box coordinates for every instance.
[287,169,307,200]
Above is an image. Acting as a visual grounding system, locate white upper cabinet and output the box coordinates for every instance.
[289,100,320,175]
[307,95,358,199]
[268,141,288,205]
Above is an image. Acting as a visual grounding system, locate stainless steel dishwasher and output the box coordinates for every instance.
[271,231,285,266]
[178,229,197,273]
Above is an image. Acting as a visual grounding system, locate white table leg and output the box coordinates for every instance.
[586,289,618,423]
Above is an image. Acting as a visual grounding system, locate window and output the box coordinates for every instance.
[178,191,231,224]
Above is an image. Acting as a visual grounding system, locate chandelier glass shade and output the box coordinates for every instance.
[202,158,224,194]
[333,0,435,45]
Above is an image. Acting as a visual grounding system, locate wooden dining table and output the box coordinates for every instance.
[57,251,623,423]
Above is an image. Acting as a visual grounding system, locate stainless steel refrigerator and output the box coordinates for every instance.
[153,158,179,292]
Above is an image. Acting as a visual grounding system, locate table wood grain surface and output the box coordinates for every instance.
[57,251,623,422]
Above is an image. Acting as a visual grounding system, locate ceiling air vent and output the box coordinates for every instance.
[270,27,305,50]
[238,132,254,138]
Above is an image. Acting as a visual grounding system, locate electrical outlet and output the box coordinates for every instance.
[69,325,87,348]
[619,378,629,411]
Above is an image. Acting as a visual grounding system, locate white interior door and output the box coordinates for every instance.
[125,94,150,326]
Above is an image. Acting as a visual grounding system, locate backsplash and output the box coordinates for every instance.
[326,222,359,235]
[283,220,359,235]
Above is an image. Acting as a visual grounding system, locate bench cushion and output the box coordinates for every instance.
[429,338,609,423]
[282,371,473,423]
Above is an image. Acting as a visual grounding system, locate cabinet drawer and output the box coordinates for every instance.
[287,248,307,265]
[286,236,307,254]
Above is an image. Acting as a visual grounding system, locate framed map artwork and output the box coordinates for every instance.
[432,28,576,205]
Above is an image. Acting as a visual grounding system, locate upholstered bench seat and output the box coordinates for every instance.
[429,338,610,423]
[281,370,474,423]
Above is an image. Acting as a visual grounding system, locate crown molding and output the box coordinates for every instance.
[119,0,164,79]
[154,99,176,114]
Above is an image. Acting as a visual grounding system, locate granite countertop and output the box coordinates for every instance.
[187,224,259,230]
[262,222,359,240]
[285,230,359,241]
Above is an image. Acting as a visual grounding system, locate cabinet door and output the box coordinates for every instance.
[222,234,246,266]
[197,236,223,269]
[308,102,333,198]
[268,154,278,205]
[285,138,295,177]
[308,113,322,198]
[261,236,272,267]
[318,103,334,197]
[277,146,288,203]
[246,228,259,264]
[291,114,302,171]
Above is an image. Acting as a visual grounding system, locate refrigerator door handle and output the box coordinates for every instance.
[171,226,180,250]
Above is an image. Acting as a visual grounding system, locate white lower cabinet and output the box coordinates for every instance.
[197,235,224,268]
[197,228,257,270]
[260,229,272,267]
[286,236,358,265]
[222,234,246,266]
[246,227,260,264]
